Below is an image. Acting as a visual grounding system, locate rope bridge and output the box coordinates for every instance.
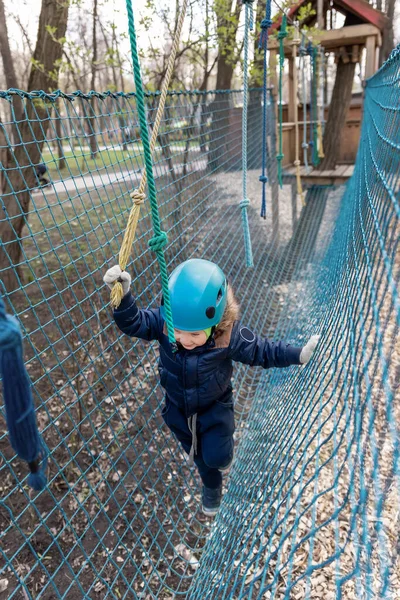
[0,49,399,599]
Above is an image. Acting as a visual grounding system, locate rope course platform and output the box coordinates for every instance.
[284,164,355,186]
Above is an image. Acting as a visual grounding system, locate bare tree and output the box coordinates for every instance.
[0,0,24,127]
[380,0,396,64]
[0,0,70,292]
[318,12,358,170]
[55,97,66,170]
[99,19,128,149]
[207,0,243,171]
[89,0,99,159]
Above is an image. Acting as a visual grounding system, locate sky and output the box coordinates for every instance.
[5,0,166,55]
[4,0,400,71]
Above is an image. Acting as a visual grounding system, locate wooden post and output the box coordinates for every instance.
[317,0,324,29]
[268,49,280,248]
[288,55,295,164]
[269,48,278,121]
[365,35,376,78]
[288,57,295,122]
[291,183,297,232]
[292,34,303,211]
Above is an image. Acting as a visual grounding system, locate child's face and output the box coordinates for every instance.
[174,329,207,350]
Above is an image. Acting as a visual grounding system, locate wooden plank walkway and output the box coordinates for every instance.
[283,164,354,186]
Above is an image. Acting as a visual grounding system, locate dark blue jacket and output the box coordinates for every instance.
[114,292,302,418]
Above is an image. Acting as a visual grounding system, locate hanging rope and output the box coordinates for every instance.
[258,0,273,219]
[113,0,189,347]
[317,46,325,160]
[300,32,310,173]
[277,13,288,187]
[292,28,304,205]
[241,0,255,267]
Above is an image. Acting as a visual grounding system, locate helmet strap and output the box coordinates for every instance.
[205,325,218,340]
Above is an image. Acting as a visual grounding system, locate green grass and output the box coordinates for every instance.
[42,140,200,181]
[42,146,147,180]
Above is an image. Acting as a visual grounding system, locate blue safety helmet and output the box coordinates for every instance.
[160,259,227,331]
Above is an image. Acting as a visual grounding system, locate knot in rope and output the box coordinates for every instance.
[130,190,146,205]
[278,30,288,40]
[259,175,268,183]
[302,142,309,149]
[148,231,168,253]
[294,160,301,167]
[277,153,284,162]
[240,198,250,210]
[260,17,272,29]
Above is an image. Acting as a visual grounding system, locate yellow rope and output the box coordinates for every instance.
[111,0,189,308]
[292,34,304,206]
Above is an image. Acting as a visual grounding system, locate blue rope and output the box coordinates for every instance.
[259,1,272,219]
[0,295,47,491]
[241,0,254,267]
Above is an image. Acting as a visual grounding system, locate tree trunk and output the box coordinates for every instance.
[56,97,66,170]
[208,56,235,171]
[380,0,396,65]
[318,58,356,170]
[0,0,19,90]
[0,0,69,292]
[109,20,128,150]
[318,13,361,171]
[0,0,24,137]
[208,0,241,172]
[89,0,98,159]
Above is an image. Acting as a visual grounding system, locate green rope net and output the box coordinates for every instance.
[0,42,399,599]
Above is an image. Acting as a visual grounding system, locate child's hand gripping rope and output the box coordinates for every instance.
[104,266,132,297]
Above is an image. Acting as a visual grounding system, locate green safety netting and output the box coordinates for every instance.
[0,48,399,599]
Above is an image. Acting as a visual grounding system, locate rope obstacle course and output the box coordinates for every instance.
[0,1,399,597]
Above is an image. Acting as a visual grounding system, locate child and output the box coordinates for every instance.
[35,163,50,187]
[104,259,319,516]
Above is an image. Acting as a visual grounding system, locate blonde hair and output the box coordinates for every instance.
[214,285,240,339]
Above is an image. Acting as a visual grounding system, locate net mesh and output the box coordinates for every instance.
[0,47,399,599]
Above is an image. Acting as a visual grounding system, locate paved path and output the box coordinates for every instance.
[33,159,208,197]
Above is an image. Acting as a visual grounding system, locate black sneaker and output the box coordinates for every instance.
[202,484,222,516]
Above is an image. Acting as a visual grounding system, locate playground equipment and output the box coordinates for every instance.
[0,0,398,597]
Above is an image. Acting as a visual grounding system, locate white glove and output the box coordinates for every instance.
[299,335,320,364]
[103,265,132,296]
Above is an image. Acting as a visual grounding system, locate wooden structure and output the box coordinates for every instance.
[284,164,354,186]
[269,23,382,79]
[269,0,386,79]
[268,0,388,185]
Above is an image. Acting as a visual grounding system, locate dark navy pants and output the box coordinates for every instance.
[162,397,235,489]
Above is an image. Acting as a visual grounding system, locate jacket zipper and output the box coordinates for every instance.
[182,353,187,414]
